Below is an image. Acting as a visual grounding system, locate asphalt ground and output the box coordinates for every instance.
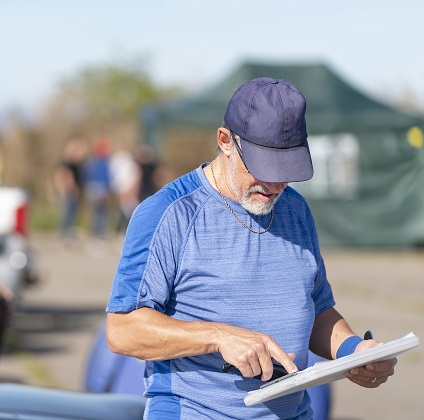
[0,232,423,419]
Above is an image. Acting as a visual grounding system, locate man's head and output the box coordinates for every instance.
[223,130,286,215]
[223,77,313,183]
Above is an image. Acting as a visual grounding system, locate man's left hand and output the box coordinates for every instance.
[345,339,397,387]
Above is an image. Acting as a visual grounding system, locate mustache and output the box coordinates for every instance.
[247,185,273,195]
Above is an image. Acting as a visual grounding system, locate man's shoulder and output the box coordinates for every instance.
[150,169,205,207]
[279,185,313,221]
[132,168,207,224]
[282,185,308,204]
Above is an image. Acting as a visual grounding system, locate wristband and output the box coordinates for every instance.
[336,335,362,359]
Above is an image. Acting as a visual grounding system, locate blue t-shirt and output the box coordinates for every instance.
[107,163,335,419]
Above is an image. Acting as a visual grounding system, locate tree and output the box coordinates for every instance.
[58,55,181,125]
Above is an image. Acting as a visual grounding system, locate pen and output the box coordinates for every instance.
[221,362,289,381]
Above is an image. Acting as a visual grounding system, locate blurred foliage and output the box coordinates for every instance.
[59,56,182,124]
[0,55,184,221]
[163,126,217,177]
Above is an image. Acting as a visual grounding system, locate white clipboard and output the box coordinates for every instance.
[244,332,420,406]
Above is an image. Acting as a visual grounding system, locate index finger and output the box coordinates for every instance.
[270,347,298,375]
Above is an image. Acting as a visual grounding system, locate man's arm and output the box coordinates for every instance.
[106,308,298,381]
[310,307,396,387]
[309,306,352,360]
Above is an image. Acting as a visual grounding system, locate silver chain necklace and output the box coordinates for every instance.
[210,162,274,234]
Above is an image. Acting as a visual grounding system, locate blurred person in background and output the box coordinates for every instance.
[109,149,141,234]
[83,137,113,239]
[106,78,396,419]
[53,135,87,242]
[135,144,159,203]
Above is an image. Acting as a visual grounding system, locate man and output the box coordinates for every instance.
[106,78,396,419]
[54,135,87,240]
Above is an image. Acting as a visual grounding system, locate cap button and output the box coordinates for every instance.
[271,80,279,84]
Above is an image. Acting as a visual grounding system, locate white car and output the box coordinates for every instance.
[0,186,38,346]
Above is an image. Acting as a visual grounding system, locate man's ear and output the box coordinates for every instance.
[217,128,232,157]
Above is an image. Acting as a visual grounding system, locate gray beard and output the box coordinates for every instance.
[226,152,281,215]
[240,185,281,215]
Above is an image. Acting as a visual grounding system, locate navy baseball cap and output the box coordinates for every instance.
[224,77,313,183]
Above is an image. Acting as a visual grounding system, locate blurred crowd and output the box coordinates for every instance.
[53,136,171,242]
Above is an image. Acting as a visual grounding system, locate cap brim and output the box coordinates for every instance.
[240,139,314,183]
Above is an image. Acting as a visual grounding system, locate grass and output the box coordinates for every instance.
[4,333,63,389]
[30,206,61,232]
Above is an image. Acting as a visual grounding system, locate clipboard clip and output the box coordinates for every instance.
[259,370,299,389]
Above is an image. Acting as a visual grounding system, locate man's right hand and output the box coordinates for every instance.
[215,324,298,381]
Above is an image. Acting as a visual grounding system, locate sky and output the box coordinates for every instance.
[1,0,423,117]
